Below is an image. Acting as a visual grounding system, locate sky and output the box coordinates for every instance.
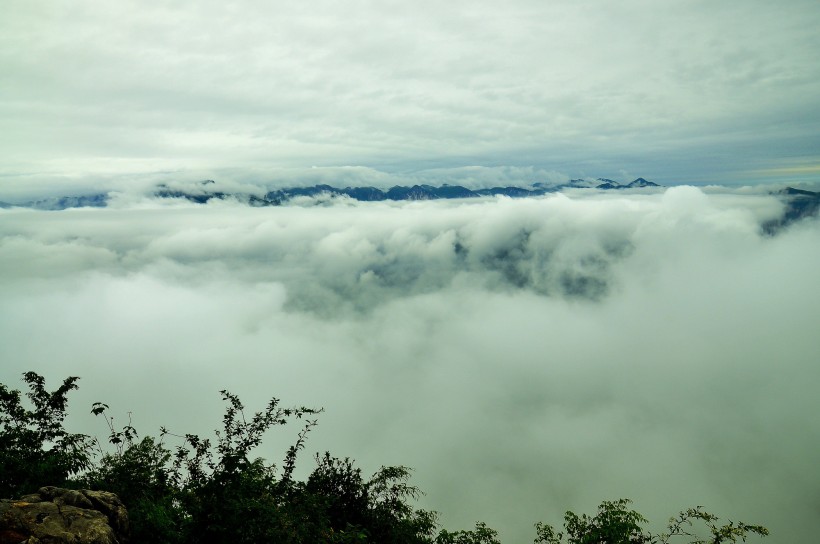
[1,188,819,542]
[2,0,820,199]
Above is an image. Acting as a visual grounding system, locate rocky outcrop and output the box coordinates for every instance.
[0,487,128,544]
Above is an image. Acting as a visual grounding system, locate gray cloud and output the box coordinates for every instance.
[1,188,818,542]
[2,1,819,192]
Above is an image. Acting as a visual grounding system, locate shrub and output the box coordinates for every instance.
[0,372,93,498]
[0,373,768,544]
[534,499,769,544]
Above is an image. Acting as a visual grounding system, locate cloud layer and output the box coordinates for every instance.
[1,188,818,542]
[2,0,819,193]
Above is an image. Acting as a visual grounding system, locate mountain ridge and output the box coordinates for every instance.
[2,183,818,237]
[148,178,665,206]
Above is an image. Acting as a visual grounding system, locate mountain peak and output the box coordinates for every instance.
[626,178,659,188]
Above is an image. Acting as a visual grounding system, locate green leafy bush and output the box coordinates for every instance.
[0,372,769,544]
[84,434,181,544]
[0,372,93,498]
[533,499,769,544]
[436,522,502,544]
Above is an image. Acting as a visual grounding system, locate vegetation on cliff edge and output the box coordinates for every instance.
[1,372,768,544]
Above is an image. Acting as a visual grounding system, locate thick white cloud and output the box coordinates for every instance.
[1,188,817,542]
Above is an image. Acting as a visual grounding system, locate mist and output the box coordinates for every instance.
[1,187,818,542]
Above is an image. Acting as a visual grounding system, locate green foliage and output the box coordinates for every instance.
[304,455,438,543]
[534,499,649,544]
[436,522,502,544]
[1,372,769,544]
[534,499,768,544]
[656,507,769,544]
[366,464,438,543]
[0,372,93,498]
[144,389,322,544]
[83,430,180,544]
[307,453,370,531]
[90,401,138,454]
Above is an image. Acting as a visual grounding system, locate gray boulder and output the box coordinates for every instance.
[0,487,128,544]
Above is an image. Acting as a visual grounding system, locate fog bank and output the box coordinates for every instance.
[1,187,818,542]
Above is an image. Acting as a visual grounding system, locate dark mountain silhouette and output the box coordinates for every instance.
[595,178,660,190]
[762,187,820,235]
[2,177,666,211]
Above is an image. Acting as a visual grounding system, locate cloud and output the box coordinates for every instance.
[2,1,819,191]
[1,187,818,541]
[408,166,571,189]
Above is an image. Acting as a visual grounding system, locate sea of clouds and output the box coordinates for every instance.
[1,186,818,542]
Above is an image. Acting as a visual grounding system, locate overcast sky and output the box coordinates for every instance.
[2,0,820,197]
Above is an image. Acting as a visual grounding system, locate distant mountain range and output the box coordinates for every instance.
[154,177,662,206]
[0,193,109,211]
[3,180,820,234]
[0,178,662,210]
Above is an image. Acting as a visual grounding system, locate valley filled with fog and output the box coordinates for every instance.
[1,186,818,542]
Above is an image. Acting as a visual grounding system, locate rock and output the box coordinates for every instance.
[81,491,129,539]
[0,487,128,544]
